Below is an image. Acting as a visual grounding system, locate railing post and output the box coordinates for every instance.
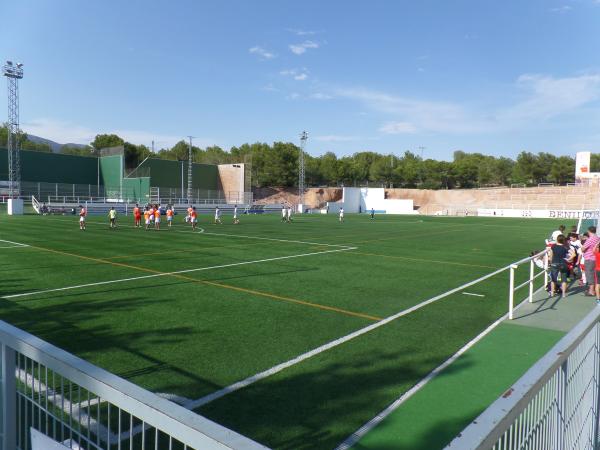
[0,344,16,450]
[544,253,549,288]
[557,360,567,449]
[509,265,517,320]
[529,259,535,303]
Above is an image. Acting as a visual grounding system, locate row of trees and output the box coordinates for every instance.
[1,126,597,188]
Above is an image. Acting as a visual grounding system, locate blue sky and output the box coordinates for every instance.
[1,0,599,160]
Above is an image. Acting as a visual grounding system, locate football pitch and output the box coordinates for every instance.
[0,212,563,449]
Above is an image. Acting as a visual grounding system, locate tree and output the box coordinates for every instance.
[550,156,575,185]
[61,145,95,157]
[91,134,124,153]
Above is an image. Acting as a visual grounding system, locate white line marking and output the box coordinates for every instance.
[334,286,546,450]
[462,292,485,297]
[184,262,512,410]
[2,247,356,300]
[0,239,29,248]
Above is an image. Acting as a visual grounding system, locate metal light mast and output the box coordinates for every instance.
[187,136,194,201]
[299,131,308,206]
[3,61,24,198]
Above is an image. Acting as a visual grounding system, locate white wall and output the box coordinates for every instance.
[337,187,416,214]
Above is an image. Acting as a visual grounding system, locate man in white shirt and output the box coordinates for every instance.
[339,208,344,223]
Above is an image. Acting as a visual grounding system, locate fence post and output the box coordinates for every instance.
[529,259,535,303]
[55,183,58,196]
[509,265,517,320]
[544,253,549,288]
[37,182,40,198]
[594,323,600,449]
[0,343,16,450]
[557,360,567,449]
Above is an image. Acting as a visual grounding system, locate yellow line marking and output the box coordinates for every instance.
[351,251,497,269]
[27,244,380,322]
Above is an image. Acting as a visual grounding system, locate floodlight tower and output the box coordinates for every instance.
[187,136,194,201]
[299,131,308,208]
[3,61,24,198]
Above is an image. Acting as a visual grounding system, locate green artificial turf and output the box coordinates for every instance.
[353,322,565,450]
[0,212,567,449]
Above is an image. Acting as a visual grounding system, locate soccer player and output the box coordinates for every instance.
[214,207,222,225]
[233,205,239,224]
[154,205,161,230]
[133,203,141,228]
[370,207,375,220]
[281,204,287,222]
[190,207,198,231]
[287,206,292,223]
[148,204,155,226]
[79,205,86,231]
[144,207,151,230]
[186,205,193,224]
[166,205,174,228]
[108,207,117,229]
[339,207,344,223]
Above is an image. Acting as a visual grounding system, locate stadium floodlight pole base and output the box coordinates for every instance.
[7,198,23,215]
[298,203,304,213]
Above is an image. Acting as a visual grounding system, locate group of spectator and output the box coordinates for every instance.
[547,224,600,301]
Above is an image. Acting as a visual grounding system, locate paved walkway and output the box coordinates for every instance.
[353,287,598,450]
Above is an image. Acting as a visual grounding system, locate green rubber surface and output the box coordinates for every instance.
[354,322,565,450]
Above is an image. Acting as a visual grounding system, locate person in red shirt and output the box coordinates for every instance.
[133,203,141,228]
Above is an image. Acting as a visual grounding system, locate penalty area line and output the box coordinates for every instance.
[462,292,485,297]
[2,246,357,300]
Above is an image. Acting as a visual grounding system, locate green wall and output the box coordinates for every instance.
[123,177,150,202]
[0,148,98,184]
[136,158,219,191]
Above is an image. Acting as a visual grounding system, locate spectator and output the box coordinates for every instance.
[549,234,570,298]
[595,242,600,303]
[568,233,583,286]
[582,226,599,297]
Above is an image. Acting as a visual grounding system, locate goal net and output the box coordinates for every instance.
[577,210,600,234]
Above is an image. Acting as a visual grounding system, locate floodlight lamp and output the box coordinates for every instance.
[16,63,23,68]
[6,61,13,65]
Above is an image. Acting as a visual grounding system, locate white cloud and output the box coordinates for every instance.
[287,29,319,36]
[289,40,319,55]
[314,135,360,142]
[550,5,572,12]
[286,92,301,100]
[310,92,333,100]
[280,68,309,81]
[379,122,418,134]
[499,73,600,122]
[21,118,215,149]
[249,46,276,60]
[333,72,600,135]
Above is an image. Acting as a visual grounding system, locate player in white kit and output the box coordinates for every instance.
[79,205,86,231]
[214,207,222,224]
[233,205,240,224]
[339,208,344,223]
[281,204,287,222]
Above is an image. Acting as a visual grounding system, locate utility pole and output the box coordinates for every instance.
[418,146,426,185]
[187,136,194,202]
[299,131,308,210]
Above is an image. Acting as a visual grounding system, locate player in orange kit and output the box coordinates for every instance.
[154,205,161,230]
[166,205,174,228]
[144,207,151,231]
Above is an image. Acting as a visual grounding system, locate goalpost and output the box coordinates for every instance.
[577,210,600,234]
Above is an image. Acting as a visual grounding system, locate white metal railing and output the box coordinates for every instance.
[31,195,40,214]
[508,249,549,320]
[0,320,268,450]
[446,306,600,450]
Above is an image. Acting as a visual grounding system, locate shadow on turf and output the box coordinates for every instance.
[0,295,223,396]
[0,278,32,296]
[197,347,478,450]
